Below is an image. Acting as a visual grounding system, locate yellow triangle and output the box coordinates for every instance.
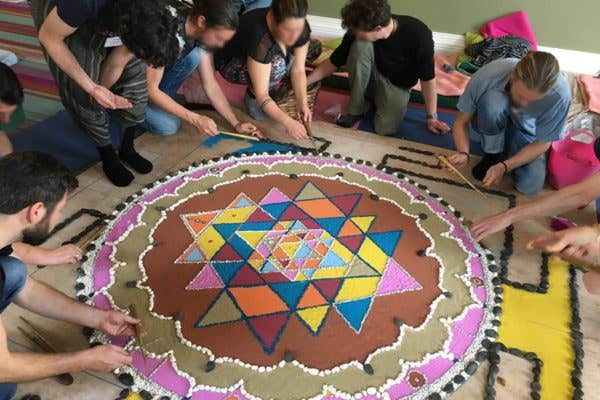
[248,258,264,271]
[357,237,388,273]
[281,242,301,258]
[331,240,355,264]
[237,231,268,248]
[297,305,330,333]
[215,206,256,224]
[312,267,347,279]
[296,272,309,281]
[280,221,293,229]
[335,277,381,302]
[351,216,375,233]
[321,231,332,239]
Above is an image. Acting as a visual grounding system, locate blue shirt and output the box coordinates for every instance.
[457,58,572,142]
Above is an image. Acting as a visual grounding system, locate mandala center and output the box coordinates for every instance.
[175,183,423,353]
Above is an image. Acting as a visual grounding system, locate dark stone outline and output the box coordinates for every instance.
[75,148,503,400]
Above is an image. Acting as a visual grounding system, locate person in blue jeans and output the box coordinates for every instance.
[232,0,272,15]
[0,152,140,400]
[144,0,261,139]
[448,52,571,195]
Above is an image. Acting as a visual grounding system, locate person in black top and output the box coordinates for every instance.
[0,63,23,157]
[307,0,450,137]
[0,152,140,399]
[216,0,320,140]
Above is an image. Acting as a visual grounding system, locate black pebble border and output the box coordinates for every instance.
[569,266,585,400]
[75,147,503,400]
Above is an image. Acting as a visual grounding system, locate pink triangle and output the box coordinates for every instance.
[247,313,290,350]
[186,264,224,290]
[376,259,422,296]
[247,208,275,223]
[284,269,298,281]
[279,205,311,221]
[260,188,290,205]
[229,264,265,286]
[330,194,361,216]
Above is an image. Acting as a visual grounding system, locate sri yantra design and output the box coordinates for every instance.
[176,182,422,353]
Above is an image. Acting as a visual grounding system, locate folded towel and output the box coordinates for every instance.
[481,10,538,50]
[413,53,470,97]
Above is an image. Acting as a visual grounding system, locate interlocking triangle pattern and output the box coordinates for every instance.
[177,183,422,353]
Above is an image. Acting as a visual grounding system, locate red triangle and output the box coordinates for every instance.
[330,194,361,216]
[313,279,343,302]
[247,208,275,223]
[339,235,365,253]
[213,244,243,261]
[300,219,320,229]
[229,264,265,286]
[279,205,311,221]
[262,272,289,283]
[247,312,290,350]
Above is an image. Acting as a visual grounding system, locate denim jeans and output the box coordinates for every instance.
[232,0,272,14]
[472,89,547,195]
[0,256,28,400]
[143,47,203,136]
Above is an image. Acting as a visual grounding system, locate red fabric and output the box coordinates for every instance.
[480,10,538,50]
[413,54,470,97]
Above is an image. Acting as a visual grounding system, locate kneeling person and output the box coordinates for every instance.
[307,0,449,136]
[448,52,571,195]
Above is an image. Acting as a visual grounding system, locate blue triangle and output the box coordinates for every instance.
[213,223,240,240]
[303,269,315,278]
[238,221,277,231]
[315,218,347,236]
[235,198,252,208]
[228,234,255,260]
[270,281,309,310]
[336,297,373,332]
[185,247,203,262]
[295,243,312,259]
[290,220,307,232]
[263,203,292,220]
[261,261,279,273]
[212,261,245,285]
[320,250,346,267]
[368,231,403,256]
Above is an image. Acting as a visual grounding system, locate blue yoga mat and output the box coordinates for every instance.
[358,106,484,156]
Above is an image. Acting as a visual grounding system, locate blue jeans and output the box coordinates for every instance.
[472,90,547,195]
[143,48,203,136]
[232,0,272,14]
[0,256,28,400]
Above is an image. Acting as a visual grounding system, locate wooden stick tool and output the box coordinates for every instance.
[220,130,260,142]
[436,154,487,199]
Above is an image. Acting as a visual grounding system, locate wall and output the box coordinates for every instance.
[307,0,600,54]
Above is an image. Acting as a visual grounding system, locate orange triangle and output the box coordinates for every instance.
[186,212,219,236]
[297,284,328,309]
[338,220,362,237]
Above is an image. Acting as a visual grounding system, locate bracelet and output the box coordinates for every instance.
[259,98,273,110]
[500,161,509,173]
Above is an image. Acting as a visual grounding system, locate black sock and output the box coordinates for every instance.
[97,145,134,187]
[336,114,363,128]
[119,126,153,174]
[472,153,505,181]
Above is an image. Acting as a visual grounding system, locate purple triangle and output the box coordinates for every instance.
[330,194,361,216]
[185,264,224,290]
[229,264,265,286]
[260,188,290,205]
[339,235,365,253]
[279,205,311,221]
[247,208,275,223]
[376,259,422,296]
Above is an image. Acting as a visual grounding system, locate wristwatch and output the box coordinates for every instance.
[426,113,438,120]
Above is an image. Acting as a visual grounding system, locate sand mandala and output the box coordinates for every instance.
[77,151,502,400]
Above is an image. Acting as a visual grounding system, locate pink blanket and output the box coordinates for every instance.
[480,10,538,50]
[577,75,600,115]
[413,53,470,97]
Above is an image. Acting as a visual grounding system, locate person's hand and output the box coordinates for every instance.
[300,104,313,127]
[526,226,600,268]
[470,212,514,242]
[235,122,264,139]
[95,310,140,337]
[427,119,451,135]
[482,163,505,188]
[189,114,218,136]
[90,85,132,110]
[284,118,308,140]
[80,345,132,372]
[446,152,469,167]
[46,245,82,265]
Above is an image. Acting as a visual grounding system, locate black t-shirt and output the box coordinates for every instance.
[330,15,435,89]
[0,246,13,305]
[217,7,311,66]
[52,0,114,29]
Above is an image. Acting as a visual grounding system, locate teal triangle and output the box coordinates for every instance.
[185,247,203,262]
[228,234,254,259]
[336,297,373,332]
[368,231,403,256]
[213,223,240,240]
[235,198,252,208]
[263,203,292,219]
[320,250,346,267]
[238,221,277,231]
[213,261,245,285]
[315,218,346,236]
[270,281,309,310]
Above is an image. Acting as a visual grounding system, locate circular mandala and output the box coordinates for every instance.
[78,152,501,400]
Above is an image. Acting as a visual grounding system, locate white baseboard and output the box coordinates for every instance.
[307,15,600,76]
